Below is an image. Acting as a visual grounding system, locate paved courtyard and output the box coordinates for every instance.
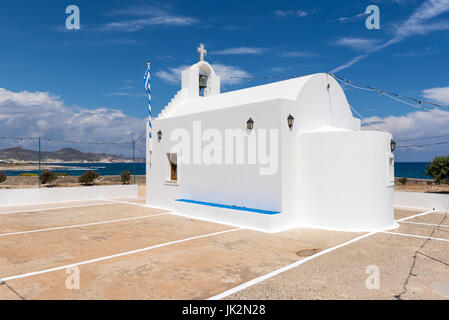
[0,199,447,300]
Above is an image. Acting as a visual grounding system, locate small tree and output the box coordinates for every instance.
[121,170,131,185]
[0,172,6,184]
[41,170,58,186]
[426,155,449,184]
[398,177,408,185]
[79,170,100,186]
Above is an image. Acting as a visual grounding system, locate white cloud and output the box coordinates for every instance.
[280,51,315,58]
[338,12,368,23]
[334,37,381,51]
[0,88,145,154]
[220,24,242,31]
[274,10,293,17]
[101,17,197,32]
[155,66,187,84]
[393,46,439,56]
[362,109,449,141]
[269,67,291,73]
[274,9,314,18]
[100,5,197,32]
[211,47,267,55]
[331,0,449,73]
[422,87,449,104]
[156,64,250,85]
[108,5,169,17]
[212,64,251,84]
[385,0,418,6]
[296,10,308,17]
[0,89,63,109]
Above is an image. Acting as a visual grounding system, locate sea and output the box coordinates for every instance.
[3,163,146,177]
[2,162,431,179]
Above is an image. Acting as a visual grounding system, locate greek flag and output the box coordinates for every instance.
[144,62,152,138]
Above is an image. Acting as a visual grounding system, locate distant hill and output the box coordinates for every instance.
[0,147,145,163]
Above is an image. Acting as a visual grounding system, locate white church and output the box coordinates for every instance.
[146,46,396,233]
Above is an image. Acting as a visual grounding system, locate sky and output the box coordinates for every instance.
[0,0,449,160]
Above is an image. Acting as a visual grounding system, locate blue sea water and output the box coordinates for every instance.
[3,163,146,177]
[394,162,430,180]
[3,162,430,179]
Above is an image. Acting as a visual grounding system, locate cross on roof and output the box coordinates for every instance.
[197,43,207,61]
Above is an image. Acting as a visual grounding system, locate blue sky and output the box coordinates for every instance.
[0,0,449,160]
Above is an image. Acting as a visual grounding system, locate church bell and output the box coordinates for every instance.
[199,74,208,90]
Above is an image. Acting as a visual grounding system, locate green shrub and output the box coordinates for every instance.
[0,172,6,183]
[41,170,58,185]
[426,156,449,184]
[120,170,131,185]
[79,170,100,186]
[398,177,408,185]
[19,173,38,177]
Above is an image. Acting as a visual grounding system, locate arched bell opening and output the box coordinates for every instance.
[181,60,221,98]
[199,73,208,96]
[198,64,212,96]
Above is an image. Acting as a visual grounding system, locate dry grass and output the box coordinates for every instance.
[0,175,146,189]
[394,178,449,193]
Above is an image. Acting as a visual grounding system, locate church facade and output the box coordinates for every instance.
[146,55,395,233]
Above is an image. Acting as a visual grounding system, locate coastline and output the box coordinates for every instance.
[0,176,448,195]
[0,164,69,171]
[0,162,146,177]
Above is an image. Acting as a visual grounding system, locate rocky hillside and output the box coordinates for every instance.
[0,147,144,163]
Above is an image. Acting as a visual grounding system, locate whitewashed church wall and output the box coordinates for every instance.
[284,130,395,232]
[147,99,284,212]
[293,74,355,132]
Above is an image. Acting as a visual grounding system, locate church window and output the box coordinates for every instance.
[167,153,178,182]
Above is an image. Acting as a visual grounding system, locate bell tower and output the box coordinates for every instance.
[181,44,221,98]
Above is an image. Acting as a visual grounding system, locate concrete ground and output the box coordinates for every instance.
[0,200,447,300]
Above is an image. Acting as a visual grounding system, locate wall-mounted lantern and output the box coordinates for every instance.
[247,117,254,131]
[157,130,163,142]
[287,114,295,130]
[390,139,396,152]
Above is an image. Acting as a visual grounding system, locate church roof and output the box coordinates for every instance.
[158,74,316,119]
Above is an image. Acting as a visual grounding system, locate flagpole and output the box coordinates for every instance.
[145,61,152,202]
[144,61,152,201]
[146,61,152,140]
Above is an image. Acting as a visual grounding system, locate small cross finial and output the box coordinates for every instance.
[197,43,207,61]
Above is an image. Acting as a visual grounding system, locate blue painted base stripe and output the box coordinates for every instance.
[175,199,280,215]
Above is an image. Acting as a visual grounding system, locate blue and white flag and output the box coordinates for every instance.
[144,62,152,138]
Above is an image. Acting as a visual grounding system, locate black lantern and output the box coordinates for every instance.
[287,114,295,129]
[390,139,396,152]
[157,130,163,142]
[247,117,254,131]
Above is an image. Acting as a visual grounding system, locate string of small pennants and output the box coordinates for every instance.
[231,73,449,111]
[0,135,145,145]
[2,69,448,150]
[230,73,449,150]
